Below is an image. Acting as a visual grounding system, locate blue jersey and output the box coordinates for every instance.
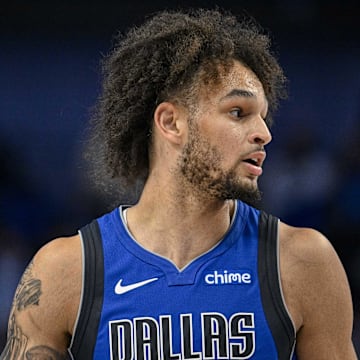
[69,200,297,359]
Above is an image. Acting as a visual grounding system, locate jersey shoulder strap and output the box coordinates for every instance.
[258,211,296,360]
[70,220,104,359]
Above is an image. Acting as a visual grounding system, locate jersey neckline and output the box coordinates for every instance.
[111,200,249,285]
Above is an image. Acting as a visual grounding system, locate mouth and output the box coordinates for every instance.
[242,151,266,177]
[243,151,266,166]
[243,158,261,166]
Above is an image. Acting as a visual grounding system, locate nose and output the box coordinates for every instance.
[248,117,272,146]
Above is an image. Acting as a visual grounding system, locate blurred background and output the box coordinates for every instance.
[1,0,359,354]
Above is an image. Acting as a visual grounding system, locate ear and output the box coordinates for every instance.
[153,102,187,145]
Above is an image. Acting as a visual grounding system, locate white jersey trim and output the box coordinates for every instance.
[277,219,297,358]
[67,230,86,358]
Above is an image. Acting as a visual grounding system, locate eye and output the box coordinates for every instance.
[229,108,245,119]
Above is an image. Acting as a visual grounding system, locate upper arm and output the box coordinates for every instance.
[280,225,357,359]
[0,235,82,359]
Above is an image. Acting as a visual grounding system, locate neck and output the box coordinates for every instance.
[125,177,235,269]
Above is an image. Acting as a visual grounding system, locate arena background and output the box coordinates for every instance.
[1,0,359,354]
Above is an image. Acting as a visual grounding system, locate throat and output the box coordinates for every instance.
[122,202,235,270]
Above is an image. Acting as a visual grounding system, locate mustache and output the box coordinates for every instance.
[242,146,266,155]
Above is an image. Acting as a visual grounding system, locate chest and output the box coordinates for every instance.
[95,239,275,359]
[70,205,296,359]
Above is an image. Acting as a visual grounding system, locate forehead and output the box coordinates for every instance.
[227,61,264,94]
[197,60,266,104]
[223,61,264,98]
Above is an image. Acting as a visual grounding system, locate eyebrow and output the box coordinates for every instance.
[220,88,270,124]
[220,89,256,101]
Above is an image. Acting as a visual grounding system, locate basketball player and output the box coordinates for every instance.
[1,8,357,360]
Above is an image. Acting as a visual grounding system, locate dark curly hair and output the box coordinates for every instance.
[86,8,287,200]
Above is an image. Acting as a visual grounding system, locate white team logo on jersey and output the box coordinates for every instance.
[114,277,159,295]
[109,312,256,359]
[204,270,252,285]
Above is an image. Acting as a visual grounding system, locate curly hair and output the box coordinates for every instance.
[86,8,287,199]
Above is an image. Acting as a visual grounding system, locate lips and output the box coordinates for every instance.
[242,151,266,176]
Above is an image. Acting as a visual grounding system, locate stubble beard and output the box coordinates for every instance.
[178,124,262,206]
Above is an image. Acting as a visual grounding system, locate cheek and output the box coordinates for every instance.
[196,114,247,158]
[213,129,247,157]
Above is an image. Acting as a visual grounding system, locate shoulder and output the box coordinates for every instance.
[35,234,82,273]
[277,223,334,327]
[278,222,350,313]
[278,222,356,358]
[279,222,335,267]
[27,234,82,335]
[0,234,83,357]
[36,233,82,268]
[278,222,348,288]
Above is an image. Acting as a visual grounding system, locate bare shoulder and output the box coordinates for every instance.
[278,222,357,359]
[35,234,82,285]
[33,234,82,329]
[279,223,339,273]
[0,234,82,359]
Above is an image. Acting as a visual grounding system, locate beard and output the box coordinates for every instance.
[177,123,262,206]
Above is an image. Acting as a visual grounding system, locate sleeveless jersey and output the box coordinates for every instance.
[69,200,297,359]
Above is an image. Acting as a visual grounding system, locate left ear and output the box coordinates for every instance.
[153,102,187,145]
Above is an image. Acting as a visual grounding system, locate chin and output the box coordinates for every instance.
[218,179,261,204]
[237,176,259,190]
